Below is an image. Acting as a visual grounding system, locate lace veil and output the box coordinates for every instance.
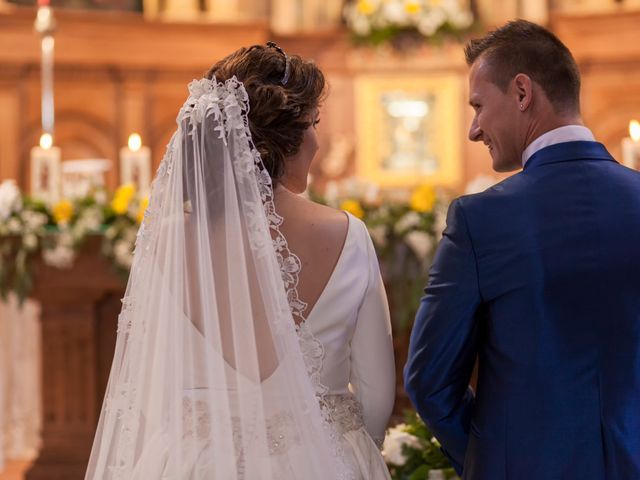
[85,77,352,479]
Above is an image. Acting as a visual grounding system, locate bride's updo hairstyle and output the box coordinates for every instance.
[206,44,326,183]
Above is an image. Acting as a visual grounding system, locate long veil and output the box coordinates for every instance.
[85,77,352,479]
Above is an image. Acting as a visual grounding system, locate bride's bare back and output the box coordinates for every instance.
[273,186,349,322]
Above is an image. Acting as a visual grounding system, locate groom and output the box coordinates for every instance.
[404,20,640,479]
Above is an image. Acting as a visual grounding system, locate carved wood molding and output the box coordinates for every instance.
[0,6,268,70]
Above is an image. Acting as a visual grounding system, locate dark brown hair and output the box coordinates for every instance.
[206,45,326,182]
[465,19,581,114]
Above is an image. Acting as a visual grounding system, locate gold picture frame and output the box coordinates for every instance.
[355,73,463,188]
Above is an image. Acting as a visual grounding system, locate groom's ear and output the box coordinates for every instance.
[512,73,533,110]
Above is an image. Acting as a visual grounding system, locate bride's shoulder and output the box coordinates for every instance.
[298,199,349,236]
[299,199,372,246]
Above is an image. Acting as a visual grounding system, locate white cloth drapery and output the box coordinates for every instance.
[0,294,42,472]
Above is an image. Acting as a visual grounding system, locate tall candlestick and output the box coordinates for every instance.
[30,133,61,203]
[622,119,640,170]
[34,1,56,137]
[120,133,151,197]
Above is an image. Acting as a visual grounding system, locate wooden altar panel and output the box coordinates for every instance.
[552,11,640,164]
[0,6,269,191]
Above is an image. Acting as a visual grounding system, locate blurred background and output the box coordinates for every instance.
[0,0,639,478]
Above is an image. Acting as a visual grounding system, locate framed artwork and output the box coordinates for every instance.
[355,73,464,189]
[30,144,61,203]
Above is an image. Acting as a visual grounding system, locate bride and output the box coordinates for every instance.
[85,43,395,480]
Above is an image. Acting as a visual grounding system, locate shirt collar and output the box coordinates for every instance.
[522,125,595,166]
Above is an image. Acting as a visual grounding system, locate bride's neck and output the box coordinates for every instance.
[274,182,298,199]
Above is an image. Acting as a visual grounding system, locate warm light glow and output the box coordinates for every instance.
[40,133,53,150]
[629,120,640,142]
[387,100,429,118]
[128,133,142,152]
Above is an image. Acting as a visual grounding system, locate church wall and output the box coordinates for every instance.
[0,6,639,195]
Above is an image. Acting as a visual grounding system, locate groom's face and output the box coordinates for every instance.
[468,58,523,172]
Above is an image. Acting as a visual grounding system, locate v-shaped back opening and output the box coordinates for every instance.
[291,211,351,326]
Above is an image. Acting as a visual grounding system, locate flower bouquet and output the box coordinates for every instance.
[343,0,475,50]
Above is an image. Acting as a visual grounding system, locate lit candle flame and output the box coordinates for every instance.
[630,120,640,142]
[128,133,142,152]
[40,133,53,150]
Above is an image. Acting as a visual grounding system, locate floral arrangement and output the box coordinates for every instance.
[1,176,451,328]
[343,0,475,49]
[312,178,449,331]
[0,179,147,301]
[383,411,458,479]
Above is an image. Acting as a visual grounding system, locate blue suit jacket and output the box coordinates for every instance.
[404,141,640,479]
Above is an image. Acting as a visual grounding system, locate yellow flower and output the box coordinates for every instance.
[111,183,137,215]
[115,183,136,202]
[405,1,421,15]
[136,197,149,224]
[410,184,436,213]
[341,199,365,219]
[357,0,376,15]
[52,199,74,224]
[111,197,129,215]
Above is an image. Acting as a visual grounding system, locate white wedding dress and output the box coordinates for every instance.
[298,211,395,479]
[181,211,395,479]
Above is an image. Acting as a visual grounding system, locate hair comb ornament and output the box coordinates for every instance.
[266,41,291,86]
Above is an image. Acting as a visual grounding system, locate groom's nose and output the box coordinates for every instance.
[468,117,482,142]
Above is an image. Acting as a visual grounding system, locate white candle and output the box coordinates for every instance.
[30,133,61,203]
[622,119,640,169]
[120,133,151,197]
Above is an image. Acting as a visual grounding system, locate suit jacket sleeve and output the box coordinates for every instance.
[403,198,481,475]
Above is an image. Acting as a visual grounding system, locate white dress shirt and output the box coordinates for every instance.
[522,125,595,166]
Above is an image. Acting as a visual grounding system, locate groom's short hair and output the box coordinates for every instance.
[465,19,581,115]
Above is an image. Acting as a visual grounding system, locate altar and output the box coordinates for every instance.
[26,237,123,479]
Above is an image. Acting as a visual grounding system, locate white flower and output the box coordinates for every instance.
[405,230,433,261]
[105,225,118,240]
[418,8,447,36]
[23,233,38,251]
[42,245,75,269]
[451,10,473,29]
[94,189,108,205]
[323,181,340,207]
[21,211,48,231]
[382,425,421,466]
[382,2,410,25]
[394,211,421,234]
[57,230,74,247]
[368,224,387,248]
[114,240,133,269]
[0,180,22,222]
[6,217,22,234]
[352,15,372,35]
[79,207,103,231]
[363,183,380,205]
